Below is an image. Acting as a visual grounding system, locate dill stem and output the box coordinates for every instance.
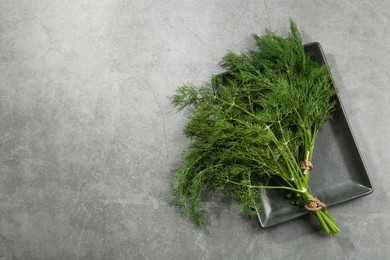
[316,212,331,235]
[226,179,305,193]
[303,129,318,185]
[233,104,257,118]
[303,192,339,235]
[265,127,301,187]
[322,213,339,232]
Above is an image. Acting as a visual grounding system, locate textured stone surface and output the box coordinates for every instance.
[0,0,389,259]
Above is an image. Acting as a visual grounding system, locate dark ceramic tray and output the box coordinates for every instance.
[212,42,373,227]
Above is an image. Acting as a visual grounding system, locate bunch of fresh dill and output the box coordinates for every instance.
[172,20,339,235]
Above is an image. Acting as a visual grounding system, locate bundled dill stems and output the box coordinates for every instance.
[172,20,340,235]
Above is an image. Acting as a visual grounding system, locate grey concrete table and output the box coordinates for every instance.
[0,0,389,259]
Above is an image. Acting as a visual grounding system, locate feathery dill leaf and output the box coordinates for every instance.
[172,20,339,235]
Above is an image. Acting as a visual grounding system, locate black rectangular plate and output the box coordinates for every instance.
[212,42,373,227]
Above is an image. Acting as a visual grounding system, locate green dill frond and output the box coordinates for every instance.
[172,84,211,111]
[172,20,337,232]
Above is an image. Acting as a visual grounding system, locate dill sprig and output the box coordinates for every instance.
[172,20,339,235]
